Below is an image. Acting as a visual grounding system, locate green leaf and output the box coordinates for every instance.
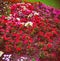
[32,58,36,61]
[17,42,22,47]
[39,53,45,59]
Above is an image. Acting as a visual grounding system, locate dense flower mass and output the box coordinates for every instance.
[0,2,60,61]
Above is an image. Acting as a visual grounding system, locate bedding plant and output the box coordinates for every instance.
[0,2,60,61]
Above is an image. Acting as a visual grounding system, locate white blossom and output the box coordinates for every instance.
[17,56,27,61]
[21,6,27,11]
[0,51,4,57]
[25,22,33,27]
[34,12,39,15]
[16,18,20,21]
[33,11,39,15]
[5,16,11,20]
[9,14,12,16]
[2,54,12,61]
[28,13,33,18]
[21,56,27,59]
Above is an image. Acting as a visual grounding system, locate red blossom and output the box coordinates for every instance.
[47,43,52,48]
[5,45,12,52]
[42,46,47,51]
[27,45,31,49]
[24,40,28,44]
[38,31,44,36]
[16,47,21,51]
[55,19,60,23]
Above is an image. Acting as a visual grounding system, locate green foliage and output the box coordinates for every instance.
[25,0,60,9]
[32,58,36,61]
[39,53,45,59]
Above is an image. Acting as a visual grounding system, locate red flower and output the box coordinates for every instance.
[38,31,44,36]
[42,46,47,51]
[47,43,52,48]
[3,35,9,41]
[20,18,27,22]
[16,47,21,51]
[45,32,53,37]
[27,45,31,49]
[16,39,20,43]
[52,28,58,35]
[5,45,12,52]
[48,39,53,42]
[27,4,34,10]
[55,19,60,23]
[3,20,8,23]
[44,32,53,40]
[51,53,56,57]
[24,40,28,44]
[29,38,33,43]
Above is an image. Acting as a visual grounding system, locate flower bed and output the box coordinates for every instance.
[0,2,60,61]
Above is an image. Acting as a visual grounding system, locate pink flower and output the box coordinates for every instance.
[24,40,28,44]
[3,35,9,41]
[55,19,60,23]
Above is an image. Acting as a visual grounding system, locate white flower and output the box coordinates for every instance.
[5,16,11,20]
[25,22,33,27]
[0,51,4,57]
[21,6,27,11]
[2,54,12,61]
[16,18,20,21]
[28,13,33,18]
[9,14,12,16]
[33,11,39,15]
[21,56,27,59]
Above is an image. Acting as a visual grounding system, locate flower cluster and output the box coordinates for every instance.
[9,2,60,21]
[0,2,60,61]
